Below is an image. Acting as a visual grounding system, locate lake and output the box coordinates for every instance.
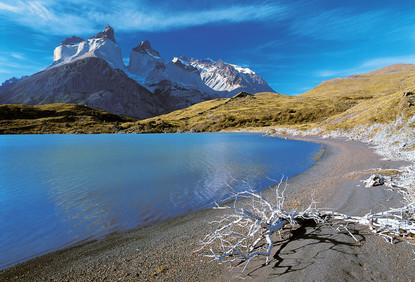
[0,133,321,269]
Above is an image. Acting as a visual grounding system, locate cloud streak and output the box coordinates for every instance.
[0,0,286,35]
[289,4,415,44]
[291,8,387,42]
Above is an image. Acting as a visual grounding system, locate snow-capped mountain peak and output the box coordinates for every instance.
[48,25,273,96]
[50,25,124,70]
[175,57,272,94]
[132,40,160,58]
[172,57,199,73]
[127,41,165,76]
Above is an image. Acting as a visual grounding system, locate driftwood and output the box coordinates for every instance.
[197,182,415,273]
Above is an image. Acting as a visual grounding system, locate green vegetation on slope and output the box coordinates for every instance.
[0,103,135,134]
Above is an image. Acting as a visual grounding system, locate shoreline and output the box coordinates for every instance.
[1,136,414,280]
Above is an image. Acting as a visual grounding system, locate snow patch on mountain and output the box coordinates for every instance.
[127,43,215,100]
[127,41,165,76]
[50,25,125,70]
[177,57,273,94]
[52,38,125,70]
[231,64,256,75]
[126,45,274,97]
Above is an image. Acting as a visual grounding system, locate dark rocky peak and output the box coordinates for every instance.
[203,58,214,63]
[179,55,189,61]
[1,76,27,87]
[90,24,116,44]
[172,58,199,73]
[230,91,254,100]
[132,40,160,57]
[214,59,234,73]
[1,77,19,86]
[196,58,214,65]
[61,36,84,45]
[189,58,214,68]
[215,59,226,68]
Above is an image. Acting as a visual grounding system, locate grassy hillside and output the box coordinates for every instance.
[0,103,135,134]
[1,63,414,134]
[124,64,415,133]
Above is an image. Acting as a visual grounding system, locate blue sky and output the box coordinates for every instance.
[1,0,415,95]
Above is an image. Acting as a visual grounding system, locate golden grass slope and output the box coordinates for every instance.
[126,64,415,133]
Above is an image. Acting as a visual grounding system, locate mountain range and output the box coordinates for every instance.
[3,63,413,134]
[0,25,274,119]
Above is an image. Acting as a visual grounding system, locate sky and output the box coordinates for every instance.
[1,0,415,95]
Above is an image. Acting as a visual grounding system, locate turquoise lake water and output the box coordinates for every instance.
[0,133,321,269]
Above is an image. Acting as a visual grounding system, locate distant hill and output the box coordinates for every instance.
[0,103,135,134]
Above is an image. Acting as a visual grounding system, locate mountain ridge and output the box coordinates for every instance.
[0,25,274,118]
[0,57,165,119]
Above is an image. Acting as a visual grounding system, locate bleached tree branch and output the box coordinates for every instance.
[197,180,415,273]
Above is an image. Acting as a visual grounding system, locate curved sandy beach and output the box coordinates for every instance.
[1,137,414,281]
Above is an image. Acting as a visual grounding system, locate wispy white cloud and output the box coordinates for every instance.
[10,53,25,60]
[0,52,47,72]
[0,0,286,35]
[316,70,342,78]
[316,55,415,78]
[0,2,21,12]
[0,68,11,74]
[0,0,96,34]
[290,6,415,44]
[0,56,25,69]
[360,56,415,69]
[120,3,285,31]
[291,8,387,42]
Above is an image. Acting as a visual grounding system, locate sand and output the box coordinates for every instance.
[1,136,414,281]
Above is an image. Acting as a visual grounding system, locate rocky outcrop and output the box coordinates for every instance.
[1,76,26,86]
[89,24,116,44]
[61,36,84,45]
[132,40,160,57]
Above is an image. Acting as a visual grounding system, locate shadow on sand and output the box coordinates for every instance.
[243,219,367,278]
